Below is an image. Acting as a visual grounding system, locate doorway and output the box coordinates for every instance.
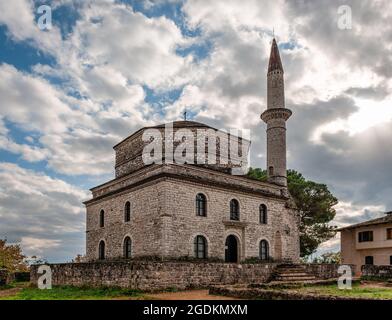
[225,235,238,262]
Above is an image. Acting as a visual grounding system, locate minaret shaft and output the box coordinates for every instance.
[261,39,291,187]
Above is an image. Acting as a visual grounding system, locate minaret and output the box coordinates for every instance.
[261,38,292,187]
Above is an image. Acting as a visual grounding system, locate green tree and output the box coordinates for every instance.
[312,252,341,264]
[0,239,28,272]
[247,168,338,257]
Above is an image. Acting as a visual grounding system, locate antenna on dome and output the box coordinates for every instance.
[183,110,187,121]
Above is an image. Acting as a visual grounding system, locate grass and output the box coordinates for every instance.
[287,283,392,300]
[2,281,392,300]
[0,282,145,300]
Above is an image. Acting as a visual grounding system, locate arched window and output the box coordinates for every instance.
[99,210,105,228]
[196,193,207,216]
[230,199,240,221]
[124,201,131,222]
[259,240,269,261]
[194,235,207,259]
[123,237,132,259]
[259,204,267,224]
[98,241,105,260]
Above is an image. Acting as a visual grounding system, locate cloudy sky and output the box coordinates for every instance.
[0,0,391,262]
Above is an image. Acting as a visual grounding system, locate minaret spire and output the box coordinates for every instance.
[261,38,292,187]
[268,38,283,73]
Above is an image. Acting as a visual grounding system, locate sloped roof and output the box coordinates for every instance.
[337,213,392,231]
[113,121,212,149]
[153,120,212,129]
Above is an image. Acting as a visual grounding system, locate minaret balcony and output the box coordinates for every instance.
[261,108,292,123]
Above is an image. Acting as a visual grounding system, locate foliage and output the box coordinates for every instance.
[0,239,28,272]
[72,254,85,263]
[247,168,338,257]
[312,252,341,264]
[247,167,267,181]
[243,257,274,264]
[24,256,48,266]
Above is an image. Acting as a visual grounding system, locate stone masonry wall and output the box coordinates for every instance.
[161,179,299,262]
[90,164,284,199]
[86,181,165,260]
[362,265,392,279]
[114,124,249,178]
[30,261,278,291]
[85,172,300,263]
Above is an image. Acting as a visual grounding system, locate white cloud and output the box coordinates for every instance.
[0,163,88,260]
[68,2,191,89]
[0,0,392,260]
[21,237,62,255]
[0,0,65,56]
[0,64,70,134]
[0,0,36,41]
[0,135,48,162]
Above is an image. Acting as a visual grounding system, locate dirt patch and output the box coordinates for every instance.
[145,289,241,300]
[360,281,392,289]
[0,287,21,298]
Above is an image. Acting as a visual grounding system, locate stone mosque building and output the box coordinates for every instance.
[84,39,300,263]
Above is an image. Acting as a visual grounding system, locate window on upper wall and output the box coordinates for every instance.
[387,228,392,240]
[124,201,131,222]
[358,231,373,242]
[194,235,207,259]
[196,193,207,217]
[230,199,240,221]
[99,210,105,228]
[259,204,267,224]
[365,256,373,265]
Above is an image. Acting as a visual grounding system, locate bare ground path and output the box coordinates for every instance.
[144,289,241,300]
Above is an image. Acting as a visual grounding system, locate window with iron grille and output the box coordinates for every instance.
[123,237,132,259]
[194,235,207,259]
[98,241,105,260]
[196,193,207,217]
[124,201,131,222]
[260,204,267,224]
[230,199,240,221]
[99,210,105,228]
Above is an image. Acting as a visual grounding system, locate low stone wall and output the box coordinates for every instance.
[30,261,278,291]
[362,265,392,279]
[210,285,375,300]
[304,264,355,279]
